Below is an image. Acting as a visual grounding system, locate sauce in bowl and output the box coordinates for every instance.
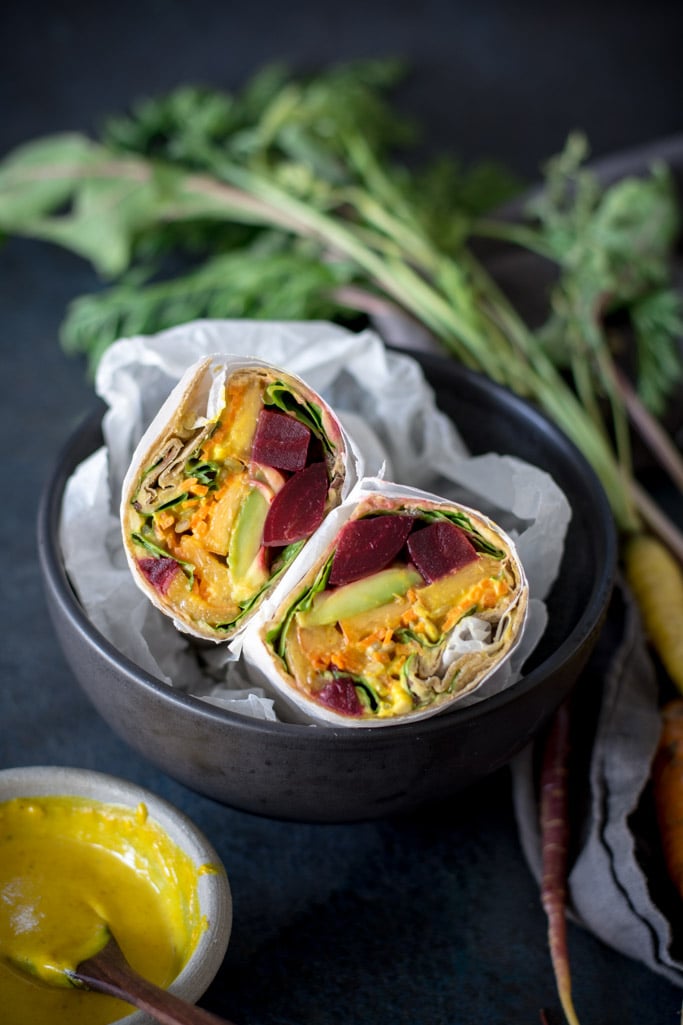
[0,794,210,1025]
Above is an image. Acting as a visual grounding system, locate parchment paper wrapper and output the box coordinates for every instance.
[241,477,529,727]
[120,353,361,643]
[60,319,571,722]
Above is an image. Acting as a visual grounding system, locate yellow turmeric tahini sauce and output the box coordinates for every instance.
[0,795,208,1025]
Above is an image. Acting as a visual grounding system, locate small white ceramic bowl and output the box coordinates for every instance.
[0,765,232,1025]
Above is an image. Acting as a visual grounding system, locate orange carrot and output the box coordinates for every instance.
[539,701,581,1025]
[652,700,683,900]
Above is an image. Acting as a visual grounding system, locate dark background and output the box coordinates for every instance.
[4,1,683,175]
[2,3,683,1024]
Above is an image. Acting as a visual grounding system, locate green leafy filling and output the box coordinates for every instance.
[213,538,307,632]
[265,554,334,660]
[185,457,221,488]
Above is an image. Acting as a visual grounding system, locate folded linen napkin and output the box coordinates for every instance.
[512,577,683,986]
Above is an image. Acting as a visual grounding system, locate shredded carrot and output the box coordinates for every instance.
[652,700,683,901]
[352,628,384,649]
[329,650,357,672]
[370,647,391,666]
[399,607,419,625]
[188,482,209,497]
[155,510,175,531]
[189,502,211,530]
[442,577,510,633]
[625,533,683,694]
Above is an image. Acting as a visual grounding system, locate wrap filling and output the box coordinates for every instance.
[124,368,343,635]
[264,505,525,719]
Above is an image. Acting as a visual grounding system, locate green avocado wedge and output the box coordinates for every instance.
[297,565,423,628]
[229,486,270,598]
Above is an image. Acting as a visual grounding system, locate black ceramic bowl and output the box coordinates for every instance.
[38,353,616,822]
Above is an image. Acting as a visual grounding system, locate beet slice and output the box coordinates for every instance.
[407,520,479,583]
[262,462,328,546]
[251,409,311,472]
[317,677,363,717]
[138,556,180,595]
[328,514,415,586]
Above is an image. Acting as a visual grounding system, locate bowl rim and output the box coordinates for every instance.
[37,355,617,745]
[0,764,232,1024]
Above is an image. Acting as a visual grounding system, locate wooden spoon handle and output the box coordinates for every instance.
[74,941,236,1025]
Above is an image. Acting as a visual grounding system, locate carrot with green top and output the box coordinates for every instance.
[539,700,581,1025]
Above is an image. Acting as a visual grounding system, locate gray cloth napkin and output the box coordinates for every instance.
[511,577,683,986]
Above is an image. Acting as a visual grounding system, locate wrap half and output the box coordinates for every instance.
[246,486,529,726]
[121,355,357,642]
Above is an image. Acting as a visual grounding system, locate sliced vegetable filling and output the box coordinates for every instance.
[265,508,521,719]
[125,369,338,634]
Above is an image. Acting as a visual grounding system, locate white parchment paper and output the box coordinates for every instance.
[60,319,571,723]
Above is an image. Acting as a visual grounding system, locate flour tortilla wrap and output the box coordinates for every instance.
[244,484,529,726]
[121,355,358,642]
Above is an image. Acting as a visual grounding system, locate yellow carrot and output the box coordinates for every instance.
[624,533,683,694]
[652,700,683,900]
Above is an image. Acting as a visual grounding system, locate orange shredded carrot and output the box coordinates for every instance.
[189,504,210,531]
[399,608,419,625]
[329,651,352,671]
[370,648,391,666]
[155,510,175,531]
[354,628,384,649]
[188,481,209,496]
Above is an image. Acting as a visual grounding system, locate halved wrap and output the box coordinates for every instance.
[121,355,358,642]
[245,485,528,726]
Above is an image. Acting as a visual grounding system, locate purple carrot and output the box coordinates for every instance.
[539,700,581,1025]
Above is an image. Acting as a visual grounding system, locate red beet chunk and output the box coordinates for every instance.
[138,556,180,595]
[317,677,363,717]
[263,462,328,546]
[328,515,414,586]
[407,520,479,583]
[251,409,311,472]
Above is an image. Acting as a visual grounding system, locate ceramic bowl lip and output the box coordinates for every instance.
[0,765,232,1024]
[38,358,617,745]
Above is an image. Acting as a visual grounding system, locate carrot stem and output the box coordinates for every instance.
[612,366,683,497]
[629,483,683,566]
[540,701,581,1025]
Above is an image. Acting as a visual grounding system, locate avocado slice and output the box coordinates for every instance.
[228,486,270,599]
[298,565,422,628]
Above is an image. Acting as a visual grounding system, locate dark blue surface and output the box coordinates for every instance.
[2,4,683,1022]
